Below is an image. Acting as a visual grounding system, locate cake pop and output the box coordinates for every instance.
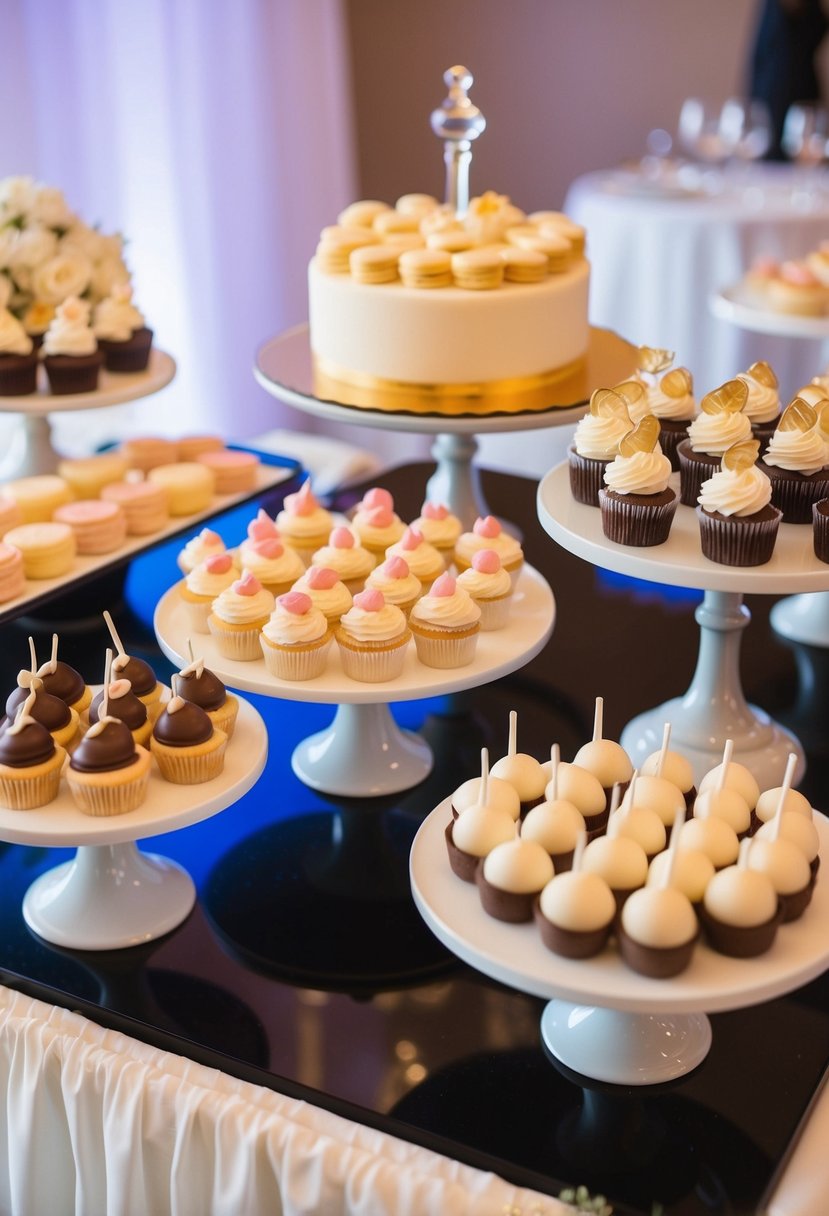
[535,830,616,958]
[477,833,554,923]
[748,754,813,922]
[618,812,698,978]
[693,740,751,837]
[521,745,586,871]
[607,772,667,860]
[640,722,696,809]
[490,710,546,811]
[446,748,516,882]
[701,837,781,957]
[572,697,633,825]
[698,754,760,810]
[582,783,649,912]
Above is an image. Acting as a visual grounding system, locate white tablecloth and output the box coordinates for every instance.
[565,165,829,399]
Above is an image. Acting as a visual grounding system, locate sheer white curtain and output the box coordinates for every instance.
[0,0,358,449]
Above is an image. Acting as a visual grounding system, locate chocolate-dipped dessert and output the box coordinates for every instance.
[104,610,162,718]
[0,692,65,809]
[35,633,91,713]
[150,681,227,784]
[176,649,239,739]
[89,677,151,746]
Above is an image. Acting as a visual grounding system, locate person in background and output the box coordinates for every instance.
[749,0,828,158]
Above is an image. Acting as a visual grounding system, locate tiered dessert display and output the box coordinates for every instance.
[254,67,636,528]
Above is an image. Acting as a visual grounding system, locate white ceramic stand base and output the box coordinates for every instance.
[540,1001,712,1086]
[292,702,433,795]
[770,592,829,647]
[23,842,195,951]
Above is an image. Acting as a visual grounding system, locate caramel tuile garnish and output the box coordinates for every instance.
[722,439,760,472]
[701,378,749,415]
[612,379,646,409]
[778,398,817,433]
[619,415,661,456]
[589,387,630,420]
[636,345,674,374]
[747,360,778,389]
[815,401,829,433]
[661,367,693,397]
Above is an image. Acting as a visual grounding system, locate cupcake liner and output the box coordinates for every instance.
[763,466,829,524]
[533,899,612,958]
[474,593,512,631]
[208,615,269,661]
[698,902,782,956]
[445,821,481,883]
[567,446,608,506]
[813,498,829,562]
[207,695,239,740]
[475,869,535,923]
[67,753,150,816]
[411,624,479,668]
[677,443,718,507]
[151,731,227,784]
[335,633,410,682]
[598,489,677,547]
[260,633,332,681]
[0,749,65,809]
[617,924,697,977]
[697,506,782,566]
[182,596,213,634]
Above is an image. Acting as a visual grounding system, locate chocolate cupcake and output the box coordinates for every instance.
[93,284,153,372]
[677,379,751,507]
[67,714,151,816]
[176,654,239,740]
[697,440,782,566]
[598,417,677,547]
[568,388,632,506]
[150,689,227,784]
[0,694,65,809]
[737,361,781,454]
[42,297,103,395]
[813,498,829,562]
[89,678,151,746]
[760,399,829,523]
[0,310,38,396]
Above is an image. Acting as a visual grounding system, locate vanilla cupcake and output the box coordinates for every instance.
[385,526,445,585]
[88,677,152,747]
[311,526,375,594]
[335,588,410,682]
[410,501,462,560]
[0,694,65,809]
[260,591,333,681]
[175,653,239,741]
[236,536,305,596]
[208,571,275,661]
[456,548,513,630]
[237,508,281,564]
[150,687,227,784]
[365,555,422,616]
[292,565,353,625]
[275,478,334,564]
[177,527,227,576]
[351,501,406,558]
[409,573,481,668]
[179,552,237,633]
[454,516,523,587]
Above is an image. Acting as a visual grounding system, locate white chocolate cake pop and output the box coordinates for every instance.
[679,815,740,870]
[699,757,760,810]
[648,845,714,904]
[755,811,819,864]
[446,749,516,882]
[619,816,698,976]
[582,784,648,903]
[640,724,694,796]
[693,741,751,836]
[746,755,812,922]
[536,831,616,957]
[490,710,546,805]
[572,697,633,790]
[521,745,586,866]
[608,773,667,858]
[540,759,606,818]
[754,786,812,824]
[619,773,685,827]
[482,837,554,894]
[704,840,778,929]
[452,745,520,821]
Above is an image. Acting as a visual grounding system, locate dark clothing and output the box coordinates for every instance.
[749,0,828,158]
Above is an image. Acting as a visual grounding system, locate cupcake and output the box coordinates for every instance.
[0,308,38,396]
[275,478,334,564]
[700,839,781,956]
[150,685,227,784]
[208,571,275,661]
[311,526,375,595]
[351,500,406,559]
[641,368,696,471]
[535,832,616,958]
[104,611,164,719]
[697,440,782,566]
[335,589,410,682]
[175,651,239,740]
[409,573,481,668]
[92,283,153,371]
[234,536,305,597]
[5,675,80,752]
[736,361,781,453]
[35,633,91,714]
[454,516,523,586]
[237,509,281,567]
[365,556,422,616]
[410,501,462,561]
[760,399,829,523]
[0,693,65,809]
[177,528,227,576]
[678,379,752,507]
[179,552,237,633]
[476,837,554,923]
[568,395,629,499]
[446,803,517,882]
[292,565,353,626]
[42,296,103,394]
[814,498,829,562]
[88,677,151,747]
[66,713,151,816]
[599,416,677,547]
[386,526,445,586]
[456,549,513,630]
[260,591,333,681]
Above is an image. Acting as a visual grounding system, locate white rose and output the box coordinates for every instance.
[7,226,58,269]
[31,252,93,304]
[89,255,130,302]
[96,232,125,261]
[30,187,74,231]
[0,229,17,271]
[10,264,33,293]
[0,176,36,223]
[60,222,104,261]
[0,275,11,311]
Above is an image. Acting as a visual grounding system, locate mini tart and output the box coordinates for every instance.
[150,699,228,784]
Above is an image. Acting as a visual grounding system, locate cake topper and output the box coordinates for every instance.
[746,360,778,388]
[778,397,816,432]
[700,378,748,415]
[618,415,661,456]
[722,439,760,472]
[430,66,486,218]
[636,346,674,374]
[589,387,629,419]
[612,380,646,412]
[661,367,693,397]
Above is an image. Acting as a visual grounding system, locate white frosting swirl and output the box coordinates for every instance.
[697,464,772,516]
[410,585,481,629]
[293,572,353,618]
[572,413,630,460]
[385,535,443,578]
[275,505,332,539]
[262,601,328,646]
[411,512,461,548]
[339,600,407,642]
[737,372,780,424]
[185,563,236,597]
[686,411,752,455]
[242,545,305,586]
[179,530,225,573]
[646,384,696,422]
[42,297,97,356]
[603,449,672,495]
[211,584,274,624]
[456,564,512,599]
[93,287,144,341]
[0,309,33,356]
[763,426,828,475]
[365,565,422,604]
[311,544,374,580]
[454,528,523,567]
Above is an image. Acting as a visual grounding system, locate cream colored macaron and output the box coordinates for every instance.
[316,227,376,274]
[147,462,215,515]
[349,245,400,285]
[4,521,77,578]
[399,248,453,289]
[506,227,572,272]
[539,217,586,256]
[395,193,439,219]
[337,200,391,229]
[499,247,548,283]
[426,229,476,254]
[451,248,505,291]
[2,474,72,523]
[57,452,129,499]
[373,210,421,237]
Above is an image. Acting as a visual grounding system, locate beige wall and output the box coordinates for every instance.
[345,0,758,210]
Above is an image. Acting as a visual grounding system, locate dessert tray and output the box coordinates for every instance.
[411,799,829,1085]
[154,565,555,797]
[0,694,267,951]
[255,325,637,528]
[0,348,177,477]
[710,286,829,340]
[537,461,829,785]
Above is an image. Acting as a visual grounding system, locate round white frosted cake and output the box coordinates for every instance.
[308,192,590,411]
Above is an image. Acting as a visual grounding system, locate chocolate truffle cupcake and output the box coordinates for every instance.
[0,308,38,396]
[176,653,239,740]
[599,416,677,546]
[104,611,163,719]
[66,714,151,816]
[760,398,829,524]
[567,387,632,505]
[0,693,65,809]
[88,678,151,747]
[35,633,91,714]
[677,378,751,507]
[5,676,80,752]
[150,687,227,784]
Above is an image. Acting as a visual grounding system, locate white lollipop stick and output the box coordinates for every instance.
[606,781,625,837]
[102,648,113,720]
[716,739,734,794]
[656,722,671,778]
[27,636,37,675]
[103,610,126,657]
[772,753,799,841]
[476,747,489,808]
[662,804,684,889]
[737,837,752,869]
[507,710,517,757]
[549,743,560,802]
[49,633,58,671]
[572,829,587,873]
[592,696,603,743]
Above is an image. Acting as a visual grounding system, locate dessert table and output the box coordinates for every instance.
[0,462,826,1215]
[565,163,829,395]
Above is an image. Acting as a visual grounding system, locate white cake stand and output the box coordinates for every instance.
[0,696,267,951]
[411,801,829,1085]
[154,566,555,797]
[0,348,176,477]
[537,462,829,786]
[254,325,636,528]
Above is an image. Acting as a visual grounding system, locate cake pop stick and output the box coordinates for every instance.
[655,722,672,779]
[548,743,560,801]
[507,709,517,756]
[476,747,489,808]
[593,696,603,742]
[661,806,684,889]
[605,783,624,836]
[103,610,125,659]
[716,739,734,793]
[772,753,799,841]
[101,648,113,720]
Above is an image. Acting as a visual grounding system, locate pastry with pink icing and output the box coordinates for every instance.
[767,261,828,316]
[311,526,375,593]
[351,499,406,557]
[53,500,127,555]
[179,552,237,633]
[260,591,333,681]
[409,572,481,668]
[365,555,422,615]
[177,527,227,575]
[456,548,513,630]
[292,564,353,624]
[237,510,283,567]
[335,588,411,682]
[385,525,445,584]
[411,501,462,559]
[235,535,305,596]
[454,515,523,586]
[207,571,275,660]
[275,478,334,563]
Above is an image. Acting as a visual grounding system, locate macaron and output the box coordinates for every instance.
[451,249,505,291]
[176,435,225,462]
[120,436,179,472]
[2,475,72,523]
[0,496,23,535]
[399,249,452,289]
[507,226,572,272]
[373,210,421,237]
[426,229,476,254]
[315,228,376,274]
[53,499,128,554]
[337,200,391,229]
[57,453,129,499]
[0,542,25,601]
[499,247,548,284]
[4,522,76,578]
[101,478,169,534]
[147,462,215,514]
[195,449,260,494]
[349,245,400,285]
[394,193,439,219]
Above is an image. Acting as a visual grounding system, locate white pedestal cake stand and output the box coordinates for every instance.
[0,696,267,951]
[154,566,555,797]
[537,462,829,786]
[711,286,829,648]
[253,325,636,529]
[411,801,829,1085]
[0,348,176,477]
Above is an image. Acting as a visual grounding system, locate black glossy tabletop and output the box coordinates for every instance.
[1,461,827,1216]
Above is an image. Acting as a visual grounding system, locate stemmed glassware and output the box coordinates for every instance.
[781,103,829,203]
[677,97,771,191]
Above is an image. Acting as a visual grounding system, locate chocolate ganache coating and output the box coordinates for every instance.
[6,685,70,732]
[0,720,56,768]
[89,685,148,731]
[38,661,85,706]
[153,700,214,748]
[175,667,227,712]
[70,719,137,773]
[111,654,157,697]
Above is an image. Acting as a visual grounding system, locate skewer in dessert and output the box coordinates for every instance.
[581,783,648,912]
[490,710,546,814]
[692,739,751,839]
[640,722,696,813]
[103,610,164,720]
[572,697,633,829]
[521,744,587,872]
[747,754,813,922]
[700,837,782,957]
[618,812,699,978]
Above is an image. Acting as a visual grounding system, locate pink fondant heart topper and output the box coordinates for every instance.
[329,526,356,549]
[304,566,340,590]
[200,528,221,545]
[364,505,393,528]
[472,549,501,574]
[399,526,423,551]
[204,553,233,574]
[284,478,318,516]
[247,509,279,541]
[421,501,448,521]
[429,573,456,597]
[353,588,384,611]
[362,487,393,511]
[278,591,312,615]
[233,572,262,596]
[473,515,501,539]
[251,537,284,559]
[381,556,409,579]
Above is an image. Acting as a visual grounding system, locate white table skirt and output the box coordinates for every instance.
[0,986,567,1216]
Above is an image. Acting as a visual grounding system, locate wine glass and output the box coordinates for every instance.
[781,103,829,203]
[678,98,734,165]
[719,98,771,164]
